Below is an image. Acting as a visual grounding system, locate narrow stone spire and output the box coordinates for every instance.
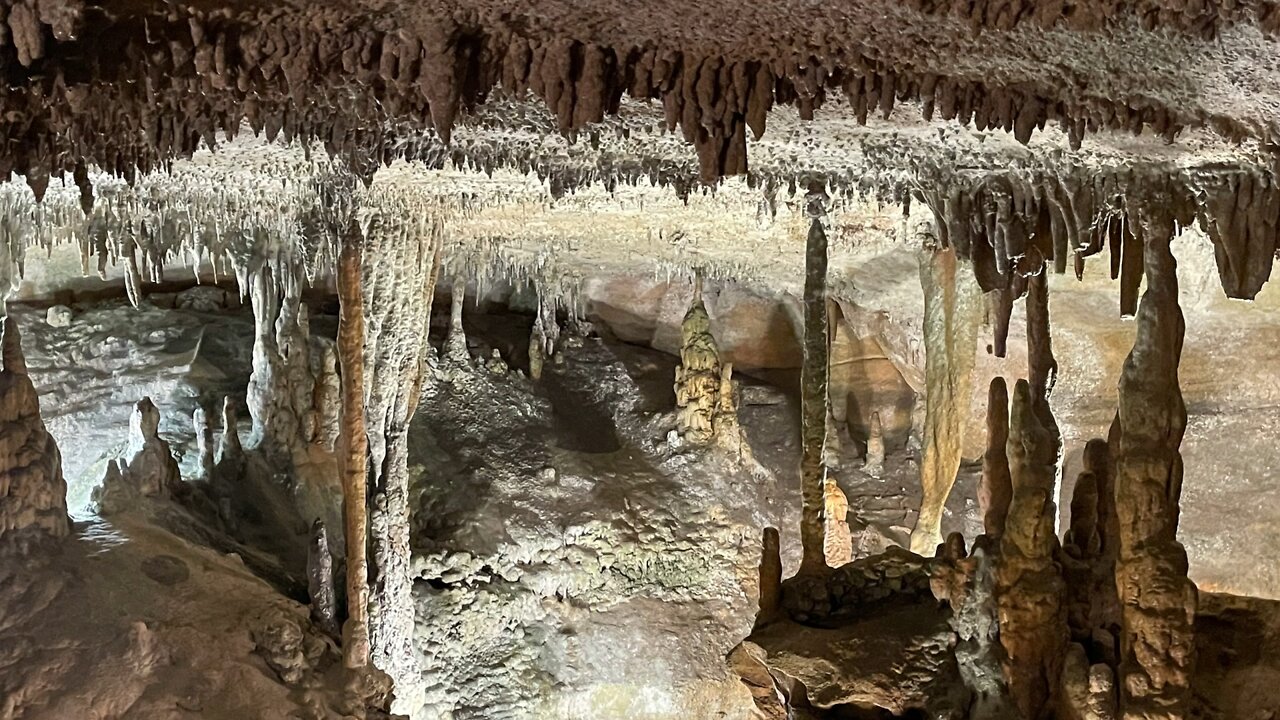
[799,218,830,574]
[0,316,70,544]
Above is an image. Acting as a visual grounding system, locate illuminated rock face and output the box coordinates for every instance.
[0,317,69,545]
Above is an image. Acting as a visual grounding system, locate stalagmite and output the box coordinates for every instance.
[863,411,884,476]
[444,276,468,365]
[1111,209,1196,719]
[0,316,70,544]
[756,526,782,628]
[931,533,1016,719]
[822,477,853,567]
[1025,269,1065,533]
[528,316,546,381]
[94,397,182,514]
[337,232,371,670]
[193,406,215,480]
[980,378,1012,539]
[997,380,1067,720]
[308,518,340,639]
[674,284,722,446]
[1061,643,1119,720]
[799,218,830,574]
[910,237,981,555]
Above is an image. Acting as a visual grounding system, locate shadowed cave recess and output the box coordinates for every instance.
[1,1,1280,719]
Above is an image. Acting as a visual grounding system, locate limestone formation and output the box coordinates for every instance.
[799,219,830,574]
[980,378,1013,539]
[756,527,782,628]
[358,197,445,712]
[1025,269,1065,533]
[1061,643,1118,720]
[674,286,722,446]
[94,397,182,515]
[44,305,72,327]
[0,316,70,544]
[863,411,884,476]
[930,534,1016,720]
[193,406,215,480]
[997,380,1068,720]
[822,477,853,568]
[444,277,469,365]
[337,235,371,671]
[911,237,982,555]
[308,519,340,640]
[1111,208,1197,719]
[528,316,547,381]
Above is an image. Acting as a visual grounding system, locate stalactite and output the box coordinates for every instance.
[1111,207,1196,719]
[799,218,829,574]
[337,229,371,671]
[980,377,1012,539]
[911,236,982,555]
[997,379,1068,720]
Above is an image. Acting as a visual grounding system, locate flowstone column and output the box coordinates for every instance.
[360,197,446,715]
[337,230,371,671]
[799,218,830,574]
[1111,210,1196,719]
[910,226,982,555]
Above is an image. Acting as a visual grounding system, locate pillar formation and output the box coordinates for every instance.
[910,238,981,554]
[1111,209,1196,719]
[337,231,370,670]
[799,218,829,573]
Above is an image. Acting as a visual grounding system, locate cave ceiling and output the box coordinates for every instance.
[0,0,1277,304]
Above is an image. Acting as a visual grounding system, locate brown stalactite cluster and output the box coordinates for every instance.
[0,0,1272,200]
[905,0,1280,36]
[922,169,1280,357]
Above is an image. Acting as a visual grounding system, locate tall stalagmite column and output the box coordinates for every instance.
[360,197,447,714]
[979,377,1012,539]
[337,229,370,670]
[1025,269,1065,533]
[1112,210,1196,719]
[997,380,1067,719]
[0,316,70,545]
[911,240,981,554]
[799,218,829,574]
